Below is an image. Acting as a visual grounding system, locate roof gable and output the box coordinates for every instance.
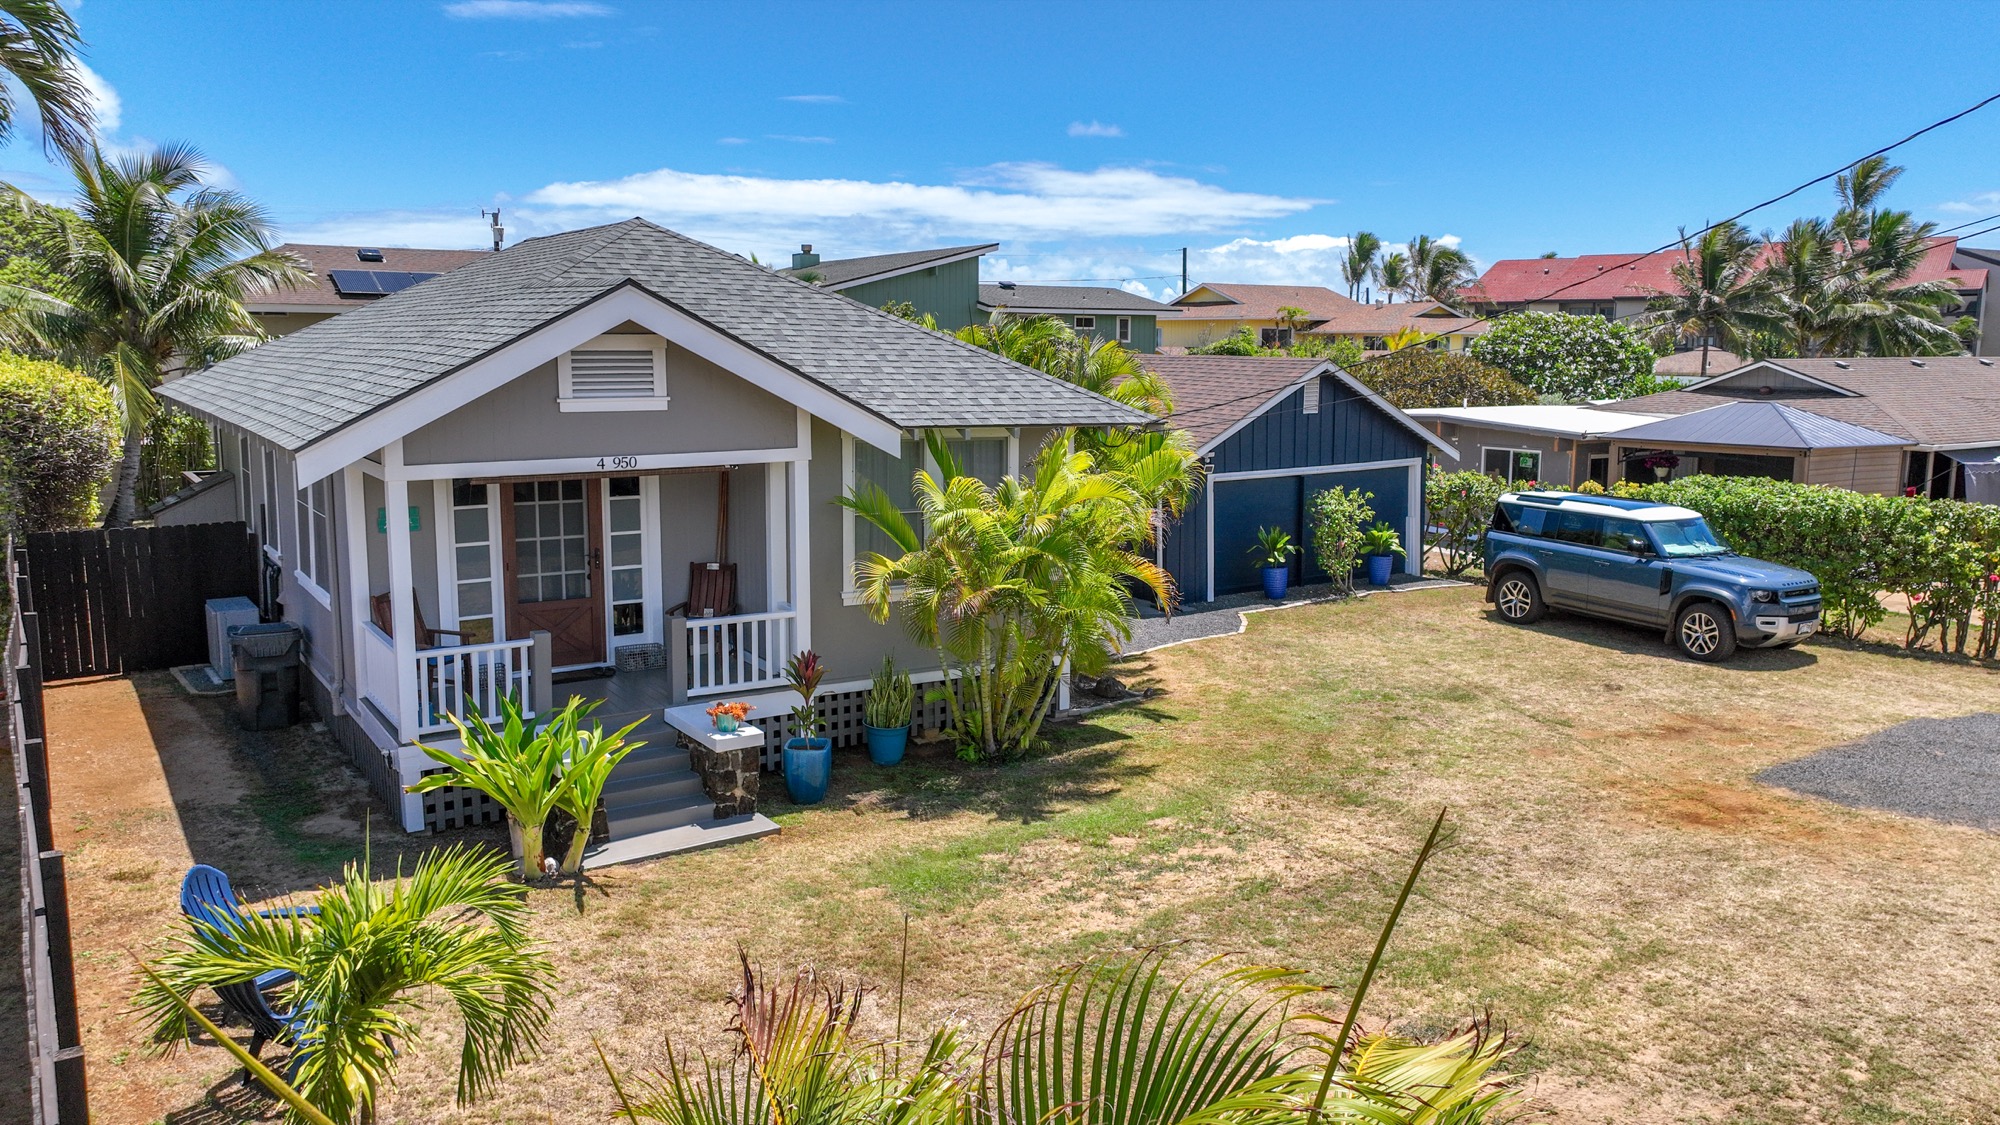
[786,243,996,288]
[1136,354,1452,458]
[977,283,1174,313]
[1605,400,1906,450]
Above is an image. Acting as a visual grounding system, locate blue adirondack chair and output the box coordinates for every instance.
[177,865,320,1085]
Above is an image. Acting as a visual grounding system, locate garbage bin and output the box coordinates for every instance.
[229,622,302,730]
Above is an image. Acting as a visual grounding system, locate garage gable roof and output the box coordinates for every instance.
[1137,354,1454,458]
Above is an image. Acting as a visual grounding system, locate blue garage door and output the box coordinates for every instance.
[1211,467,1412,596]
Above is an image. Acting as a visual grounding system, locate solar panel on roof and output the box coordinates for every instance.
[328,270,441,298]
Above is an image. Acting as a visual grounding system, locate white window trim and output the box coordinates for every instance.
[840,428,1020,604]
[599,475,663,647]
[1116,316,1132,344]
[292,477,333,608]
[1482,445,1543,484]
[557,334,671,413]
[260,446,282,563]
[441,481,506,641]
[1073,315,1096,331]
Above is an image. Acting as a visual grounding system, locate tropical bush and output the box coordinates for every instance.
[0,352,117,532]
[138,406,214,507]
[136,845,556,1124]
[1626,475,2000,655]
[864,655,914,729]
[1468,311,1658,401]
[1425,470,1506,578]
[1352,348,1535,409]
[1307,486,1378,596]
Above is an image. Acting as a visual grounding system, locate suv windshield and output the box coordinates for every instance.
[1651,517,1731,557]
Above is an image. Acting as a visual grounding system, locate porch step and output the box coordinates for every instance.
[603,769,706,810]
[581,813,781,869]
[605,791,716,835]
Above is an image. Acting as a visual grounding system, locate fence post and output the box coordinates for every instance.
[667,617,689,707]
[37,851,80,1051]
[528,631,552,717]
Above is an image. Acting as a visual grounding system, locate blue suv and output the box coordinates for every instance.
[1483,491,1822,661]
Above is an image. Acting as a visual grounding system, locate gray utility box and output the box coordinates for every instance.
[229,622,302,730]
[205,597,261,679]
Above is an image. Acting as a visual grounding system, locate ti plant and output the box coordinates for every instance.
[549,702,647,875]
[410,696,565,878]
[1251,525,1300,568]
[785,649,826,739]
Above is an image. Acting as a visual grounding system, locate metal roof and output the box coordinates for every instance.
[1603,400,1907,450]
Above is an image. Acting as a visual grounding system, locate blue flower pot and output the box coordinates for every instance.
[865,724,909,766]
[1260,565,1290,599]
[783,737,832,804]
[1367,553,1396,586]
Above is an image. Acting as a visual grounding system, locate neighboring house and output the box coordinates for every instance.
[1302,299,1487,354]
[1405,404,1672,489]
[157,218,1147,853]
[1412,356,2000,501]
[1137,355,1455,600]
[977,283,1174,352]
[1160,284,1363,350]
[247,244,489,337]
[1460,236,1995,354]
[1652,348,1746,380]
[782,242,996,330]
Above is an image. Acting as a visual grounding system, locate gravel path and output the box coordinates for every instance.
[1123,575,1469,654]
[1758,713,2000,831]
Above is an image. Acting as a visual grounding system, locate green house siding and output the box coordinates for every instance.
[837,257,983,331]
[1058,313,1157,353]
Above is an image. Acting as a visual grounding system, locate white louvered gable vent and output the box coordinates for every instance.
[558,337,670,411]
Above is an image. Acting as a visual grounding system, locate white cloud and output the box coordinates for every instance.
[443,0,612,18]
[1940,191,2000,215]
[780,94,844,104]
[1068,120,1124,138]
[75,63,119,132]
[765,134,834,144]
[281,210,510,250]
[1172,233,1469,292]
[716,136,748,145]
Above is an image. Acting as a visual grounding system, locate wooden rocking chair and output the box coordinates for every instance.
[371,591,473,723]
[666,561,738,619]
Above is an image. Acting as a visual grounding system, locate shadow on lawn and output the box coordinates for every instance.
[1484,610,1819,672]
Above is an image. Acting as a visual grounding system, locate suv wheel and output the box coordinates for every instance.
[1674,601,1737,662]
[1494,570,1546,624]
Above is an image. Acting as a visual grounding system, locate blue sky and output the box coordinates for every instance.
[13,0,2000,300]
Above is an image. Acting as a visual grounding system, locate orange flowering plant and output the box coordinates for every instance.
[705,701,753,728]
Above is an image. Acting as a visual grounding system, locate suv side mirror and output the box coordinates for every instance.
[1627,536,1651,554]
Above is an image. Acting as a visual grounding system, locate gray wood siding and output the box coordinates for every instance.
[1208,376,1427,474]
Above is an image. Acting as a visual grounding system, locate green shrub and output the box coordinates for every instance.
[1352,349,1535,409]
[139,408,214,507]
[1468,311,1658,401]
[0,353,118,532]
[864,656,914,729]
[1424,470,1505,578]
[1307,486,1377,596]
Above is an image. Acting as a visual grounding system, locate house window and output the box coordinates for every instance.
[260,447,279,559]
[1073,316,1096,332]
[294,478,332,598]
[944,436,1008,486]
[1482,447,1541,484]
[236,435,252,525]
[1260,327,1294,347]
[557,336,670,412]
[1116,317,1132,344]
[450,479,497,645]
[606,476,645,637]
[844,431,1018,593]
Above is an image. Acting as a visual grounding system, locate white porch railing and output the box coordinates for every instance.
[684,610,795,697]
[360,623,400,721]
[412,637,538,736]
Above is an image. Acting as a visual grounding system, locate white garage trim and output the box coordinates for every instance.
[1210,456,1425,482]
[1204,456,1427,594]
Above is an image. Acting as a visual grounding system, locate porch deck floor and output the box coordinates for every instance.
[555,665,677,721]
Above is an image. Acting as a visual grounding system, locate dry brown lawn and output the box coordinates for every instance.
[46,586,2000,1125]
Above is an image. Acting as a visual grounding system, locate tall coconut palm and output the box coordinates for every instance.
[1405,234,1476,307]
[1340,231,1380,300]
[1639,221,1783,377]
[1762,218,1839,356]
[1761,215,1959,356]
[0,0,95,154]
[1376,253,1409,303]
[136,845,556,1124]
[0,144,306,525]
[1833,155,1901,246]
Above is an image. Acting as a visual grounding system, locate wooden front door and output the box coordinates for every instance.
[500,478,606,667]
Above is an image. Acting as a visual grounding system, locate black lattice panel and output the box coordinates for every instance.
[417,764,506,831]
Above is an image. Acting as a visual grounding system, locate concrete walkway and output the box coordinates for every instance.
[1124,573,1470,654]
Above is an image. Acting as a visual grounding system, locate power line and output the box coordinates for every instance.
[1159,89,2000,425]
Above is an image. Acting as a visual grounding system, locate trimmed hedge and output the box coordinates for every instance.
[0,354,119,532]
[1617,475,2000,656]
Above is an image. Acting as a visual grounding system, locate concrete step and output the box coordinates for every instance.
[603,769,705,811]
[605,791,715,836]
[611,742,689,771]
[582,813,782,869]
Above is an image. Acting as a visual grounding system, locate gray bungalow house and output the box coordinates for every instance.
[158,218,1147,853]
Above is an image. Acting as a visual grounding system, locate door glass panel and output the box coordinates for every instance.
[607,484,646,636]
[514,478,592,604]
[456,544,490,580]
[450,480,496,644]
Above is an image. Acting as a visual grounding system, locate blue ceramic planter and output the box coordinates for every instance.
[1367,553,1396,586]
[865,724,909,766]
[1260,565,1290,600]
[783,737,832,804]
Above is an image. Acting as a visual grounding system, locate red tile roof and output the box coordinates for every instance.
[251,244,491,308]
[1169,283,1362,323]
[1462,237,1985,306]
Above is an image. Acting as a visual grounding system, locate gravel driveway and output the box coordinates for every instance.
[1758,713,2000,830]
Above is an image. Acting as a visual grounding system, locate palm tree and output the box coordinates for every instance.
[0,0,95,154]
[0,144,306,525]
[1376,253,1409,303]
[1639,221,1783,377]
[1833,155,1900,246]
[1762,218,1839,356]
[1760,215,1960,356]
[1340,231,1380,300]
[136,845,556,1124]
[1405,234,1476,307]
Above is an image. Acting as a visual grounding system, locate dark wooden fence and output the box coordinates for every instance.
[23,524,259,682]
[8,538,89,1123]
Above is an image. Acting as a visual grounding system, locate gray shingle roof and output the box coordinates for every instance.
[783,243,995,288]
[1605,356,2000,447]
[1603,401,1907,450]
[160,220,1149,452]
[978,284,1174,314]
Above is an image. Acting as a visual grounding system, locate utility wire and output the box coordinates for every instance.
[1158,89,2000,426]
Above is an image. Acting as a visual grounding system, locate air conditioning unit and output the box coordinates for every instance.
[205,597,261,679]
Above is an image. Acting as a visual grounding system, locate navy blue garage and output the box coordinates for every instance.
[1139,356,1456,602]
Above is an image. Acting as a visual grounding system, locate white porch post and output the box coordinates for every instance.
[765,463,787,611]
[384,446,419,740]
[341,464,371,709]
[790,455,812,653]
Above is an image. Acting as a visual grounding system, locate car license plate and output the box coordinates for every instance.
[1794,621,1817,637]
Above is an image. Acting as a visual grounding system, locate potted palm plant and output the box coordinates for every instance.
[1361,522,1404,586]
[1250,526,1299,599]
[863,656,914,766]
[782,650,831,804]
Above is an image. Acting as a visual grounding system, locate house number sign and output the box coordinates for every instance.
[597,456,639,470]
